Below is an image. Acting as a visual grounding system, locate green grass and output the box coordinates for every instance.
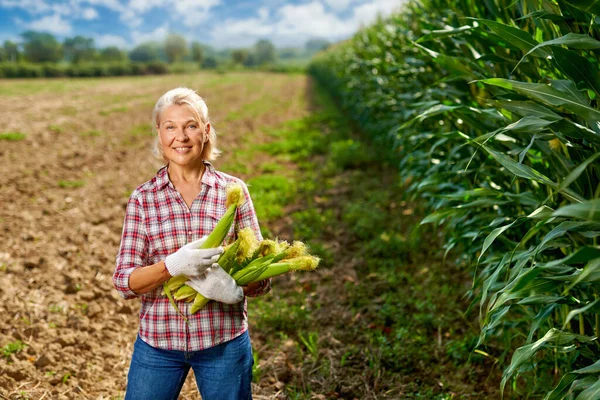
[1,340,27,359]
[58,180,85,188]
[80,130,103,137]
[99,106,129,116]
[0,132,26,141]
[245,82,498,398]
[128,123,154,137]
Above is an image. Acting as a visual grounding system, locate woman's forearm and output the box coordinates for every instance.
[128,261,172,295]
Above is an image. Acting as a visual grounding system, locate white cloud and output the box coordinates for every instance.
[81,7,99,20]
[322,0,358,11]
[131,24,169,45]
[350,0,404,26]
[96,33,129,48]
[25,13,72,35]
[172,0,221,27]
[0,0,51,13]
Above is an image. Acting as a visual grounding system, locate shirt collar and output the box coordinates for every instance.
[155,161,216,190]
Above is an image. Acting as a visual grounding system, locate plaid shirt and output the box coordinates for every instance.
[113,162,270,351]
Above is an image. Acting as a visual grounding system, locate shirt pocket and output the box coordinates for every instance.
[208,206,236,245]
[146,213,178,258]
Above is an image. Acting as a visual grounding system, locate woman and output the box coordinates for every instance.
[113,87,271,400]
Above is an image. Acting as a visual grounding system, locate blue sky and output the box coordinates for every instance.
[0,0,406,49]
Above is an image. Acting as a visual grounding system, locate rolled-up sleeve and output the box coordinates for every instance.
[113,194,147,299]
[237,181,271,297]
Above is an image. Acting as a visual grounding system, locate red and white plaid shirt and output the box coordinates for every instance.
[113,162,270,351]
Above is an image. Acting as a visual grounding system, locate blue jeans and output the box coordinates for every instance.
[125,331,253,400]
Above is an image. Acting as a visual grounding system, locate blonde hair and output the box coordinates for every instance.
[151,87,221,162]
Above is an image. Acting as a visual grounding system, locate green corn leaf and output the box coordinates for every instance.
[481,78,600,122]
[479,143,555,186]
[562,299,600,329]
[479,219,521,262]
[576,378,600,400]
[544,372,578,400]
[420,209,457,225]
[558,153,600,193]
[538,247,600,269]
[575,359,600,374]
[516,33,600,73]
[527,205,555,220]
[494,100,562,121]
[553,200,600,222]
[416,25,473,43]
[527,303,558,343]
[477,19,549,56]
[552,79,590,106]
[563,0,600,15]
[501,328,577,395]
[552,46,600,95]
[563,258,600,293]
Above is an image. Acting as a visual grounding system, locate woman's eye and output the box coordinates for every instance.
[166,126,174,130]
[188,124,197,129]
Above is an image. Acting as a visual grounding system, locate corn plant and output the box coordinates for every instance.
[310,0,600,397]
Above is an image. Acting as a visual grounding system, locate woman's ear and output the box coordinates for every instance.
[204,123,211,142]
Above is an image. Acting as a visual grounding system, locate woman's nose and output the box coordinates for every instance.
[175,127,189,140]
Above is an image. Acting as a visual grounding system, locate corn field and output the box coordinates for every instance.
[310,0,600,397]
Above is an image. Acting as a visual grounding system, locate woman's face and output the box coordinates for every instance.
[157,104,209,168]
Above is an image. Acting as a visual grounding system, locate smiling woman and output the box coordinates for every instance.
[113,87,271,400]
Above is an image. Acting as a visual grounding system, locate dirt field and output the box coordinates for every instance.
[0,72,311,399]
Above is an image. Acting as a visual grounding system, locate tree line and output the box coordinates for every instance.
[0,31,331,76]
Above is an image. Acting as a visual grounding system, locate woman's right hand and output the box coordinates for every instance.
[164,236,224,277]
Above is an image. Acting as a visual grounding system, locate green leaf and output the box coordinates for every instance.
[479,219,520,262]
[552,46,600,95]
[553,200,600,222]
[527,205,555,220]
[480,143,555,186]
[563,0,600,15]
[417,25,473,43]
[494,100,562,121]
[420,209,457,225]
[558,153,600,193]
[545,372,578,400]
[576,378,600,400]
[562,299,600,329]
[481,78,600,122]
[539,247,600,269]
[564,258,600,293]
[502,328,577,394]
[575,359,600,374]
[552,79,590,106]
[477,19,549,56]
[520,33,600,62]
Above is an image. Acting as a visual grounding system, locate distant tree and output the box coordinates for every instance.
[63,36,96,63]
[190,41,203,64]
[21,31,62,63]
[129,42,160,62]
[201,56,218,69]
[254,39,276,65]
[278,47,300,59]
[243,52,257,67]
[3,41,20,62]
[99,46,127,62]
[164,34,187,63]
[3,41,19,62]
[305,38,331,53]
[231,49,249,65]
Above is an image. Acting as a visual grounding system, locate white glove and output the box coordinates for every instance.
[186,264,244,304]
[164,237,223,278]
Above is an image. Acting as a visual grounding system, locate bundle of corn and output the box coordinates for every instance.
[163,183,320,316]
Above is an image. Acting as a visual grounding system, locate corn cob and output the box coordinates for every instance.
[173,284,197,302]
